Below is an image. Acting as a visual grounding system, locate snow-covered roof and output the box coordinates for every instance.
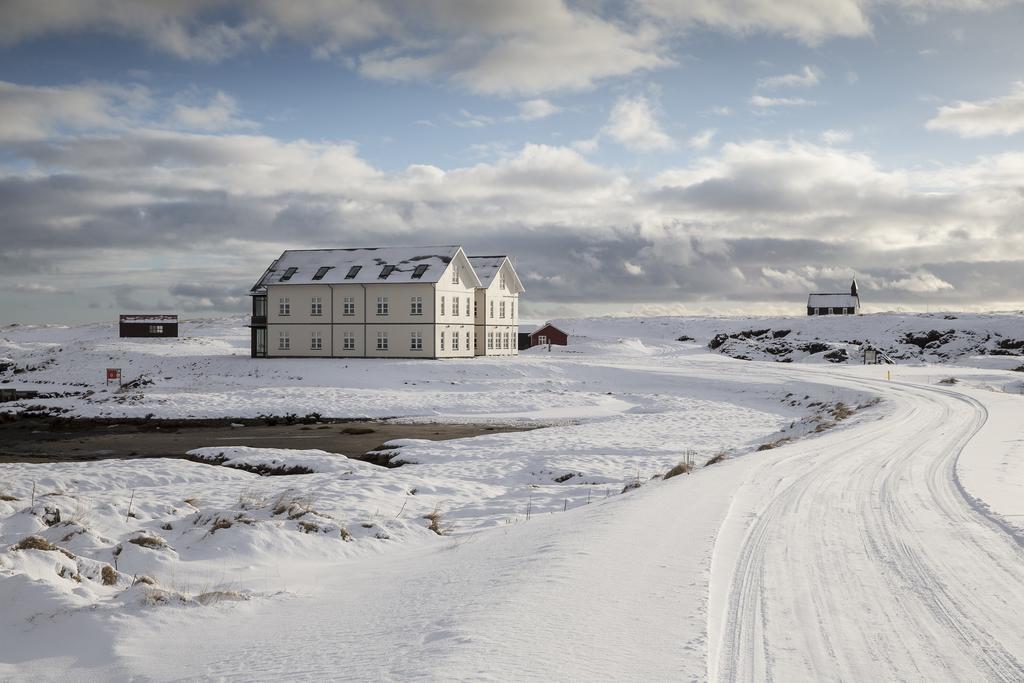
[251,246,479,292]
[807,293,859,308]
[119,315,178,323]
[467,255,525,293]
[529,322,567,336]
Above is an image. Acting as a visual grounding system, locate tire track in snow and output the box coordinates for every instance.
[709,375,1024,682]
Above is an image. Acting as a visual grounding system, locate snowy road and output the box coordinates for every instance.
[709,375,1024,681]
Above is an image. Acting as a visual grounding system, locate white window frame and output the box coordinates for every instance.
[452,331,460,350]
[440,331,445,351]
[465,297,470,317]
[511,301,515,319]
[410,296,423,315]
[466,331,471,349]
[149,324,163,334]
[311,331,322,350]
[311,297,322,316]
[377,296,389,316]
[499,301,506,319]
[278,331,290,350]
[440,296,445,316]
[489,300,494,318]
[504,332,510,349]
[451,266,459,284]
[453,297,460,317]
[279,297,290,316]
[487,331,493,350]
[410,331,423,351]
[343,296,355,316]
[500,273,506,290]
[538,335,548,346]
[376,331,388,351]
[343,332,355,351]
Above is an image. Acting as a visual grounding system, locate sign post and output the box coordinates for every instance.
[106,368,122,386]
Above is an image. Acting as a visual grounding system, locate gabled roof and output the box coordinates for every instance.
[529,321,567,336]
[808,293,859,308]
[467,255,525,293]
[250,246,480,292]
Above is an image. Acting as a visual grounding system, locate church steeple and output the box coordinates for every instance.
[851,278,859,298]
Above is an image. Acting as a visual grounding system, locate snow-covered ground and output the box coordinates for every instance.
[1,313,1022,680]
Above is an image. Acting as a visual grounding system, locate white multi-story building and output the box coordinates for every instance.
[468,256,524,356]
[248,246,523,359]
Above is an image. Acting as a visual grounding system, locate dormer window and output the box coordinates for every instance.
[412,264,429,279]
[280,267,298,281]
[345,266,362,279]
[379,265,396,279]
[312,266,332,280]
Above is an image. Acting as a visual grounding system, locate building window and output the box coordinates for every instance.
[279,298,290,316]
[412,264,429,279]
[344,266,361,279]
[452,332,460,350]
[500,273,506,290]
[279,331,290,350]
[343,297,355,316]
[466,331,471,349]
[474,300,478,317]
[343,332,355,350]
[504,332,510,349]
[312,266,331,281]
[452,266,459,284]
[538,335,548,346]
[487,331,493,350]
[453,297,460,316]
[465,297,470,317]
[410,331,423,351]
[311,297,322,316]
[311,332,322,350]
[499,301,506,319]
[490,300,494,318]
[832,307,843,315]
[511,302,515,319]
[280,267,298,281]
[149,325,163,334]
[846,307,855,314]
[377,331,388,351]
[410,296,423,315]
[440,296,445,316]
[440,331,445,351]
[377,297,389,316]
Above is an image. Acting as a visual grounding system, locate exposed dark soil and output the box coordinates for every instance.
[0,416,530,465]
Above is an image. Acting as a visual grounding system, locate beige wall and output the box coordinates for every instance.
[474,261,520,356]
[330,323,365,357]
[364,323,436,358]
[267,284,333,325]
[435,322,474,358]
[329,283,366,324]
[266,322,333,357]
[362,283,436,324]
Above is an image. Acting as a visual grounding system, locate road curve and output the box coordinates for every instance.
[709,376,1024,682]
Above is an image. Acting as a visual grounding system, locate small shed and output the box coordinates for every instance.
[522,322,568,349]
[119,314,178,338]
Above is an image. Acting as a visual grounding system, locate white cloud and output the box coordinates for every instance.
[517,99,560,121]
[0,80,150,141]
[688,128,717,150]
[756,65,823,89]
[820,129,853,145]
[603,95,675,151]
[749,94,817,108]
[170,91,256,131]
[926,82,1024,137]
[884,270,955,293]
[637,0,872,45]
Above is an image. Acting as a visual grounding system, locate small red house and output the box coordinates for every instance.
[119,314,178,338]
[520,322,568,350]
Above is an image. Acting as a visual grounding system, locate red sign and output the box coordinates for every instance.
[106,368,121,381]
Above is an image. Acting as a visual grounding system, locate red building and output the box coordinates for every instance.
[519,322,568,350]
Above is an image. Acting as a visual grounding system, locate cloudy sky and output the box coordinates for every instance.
[2,0,1023,323]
